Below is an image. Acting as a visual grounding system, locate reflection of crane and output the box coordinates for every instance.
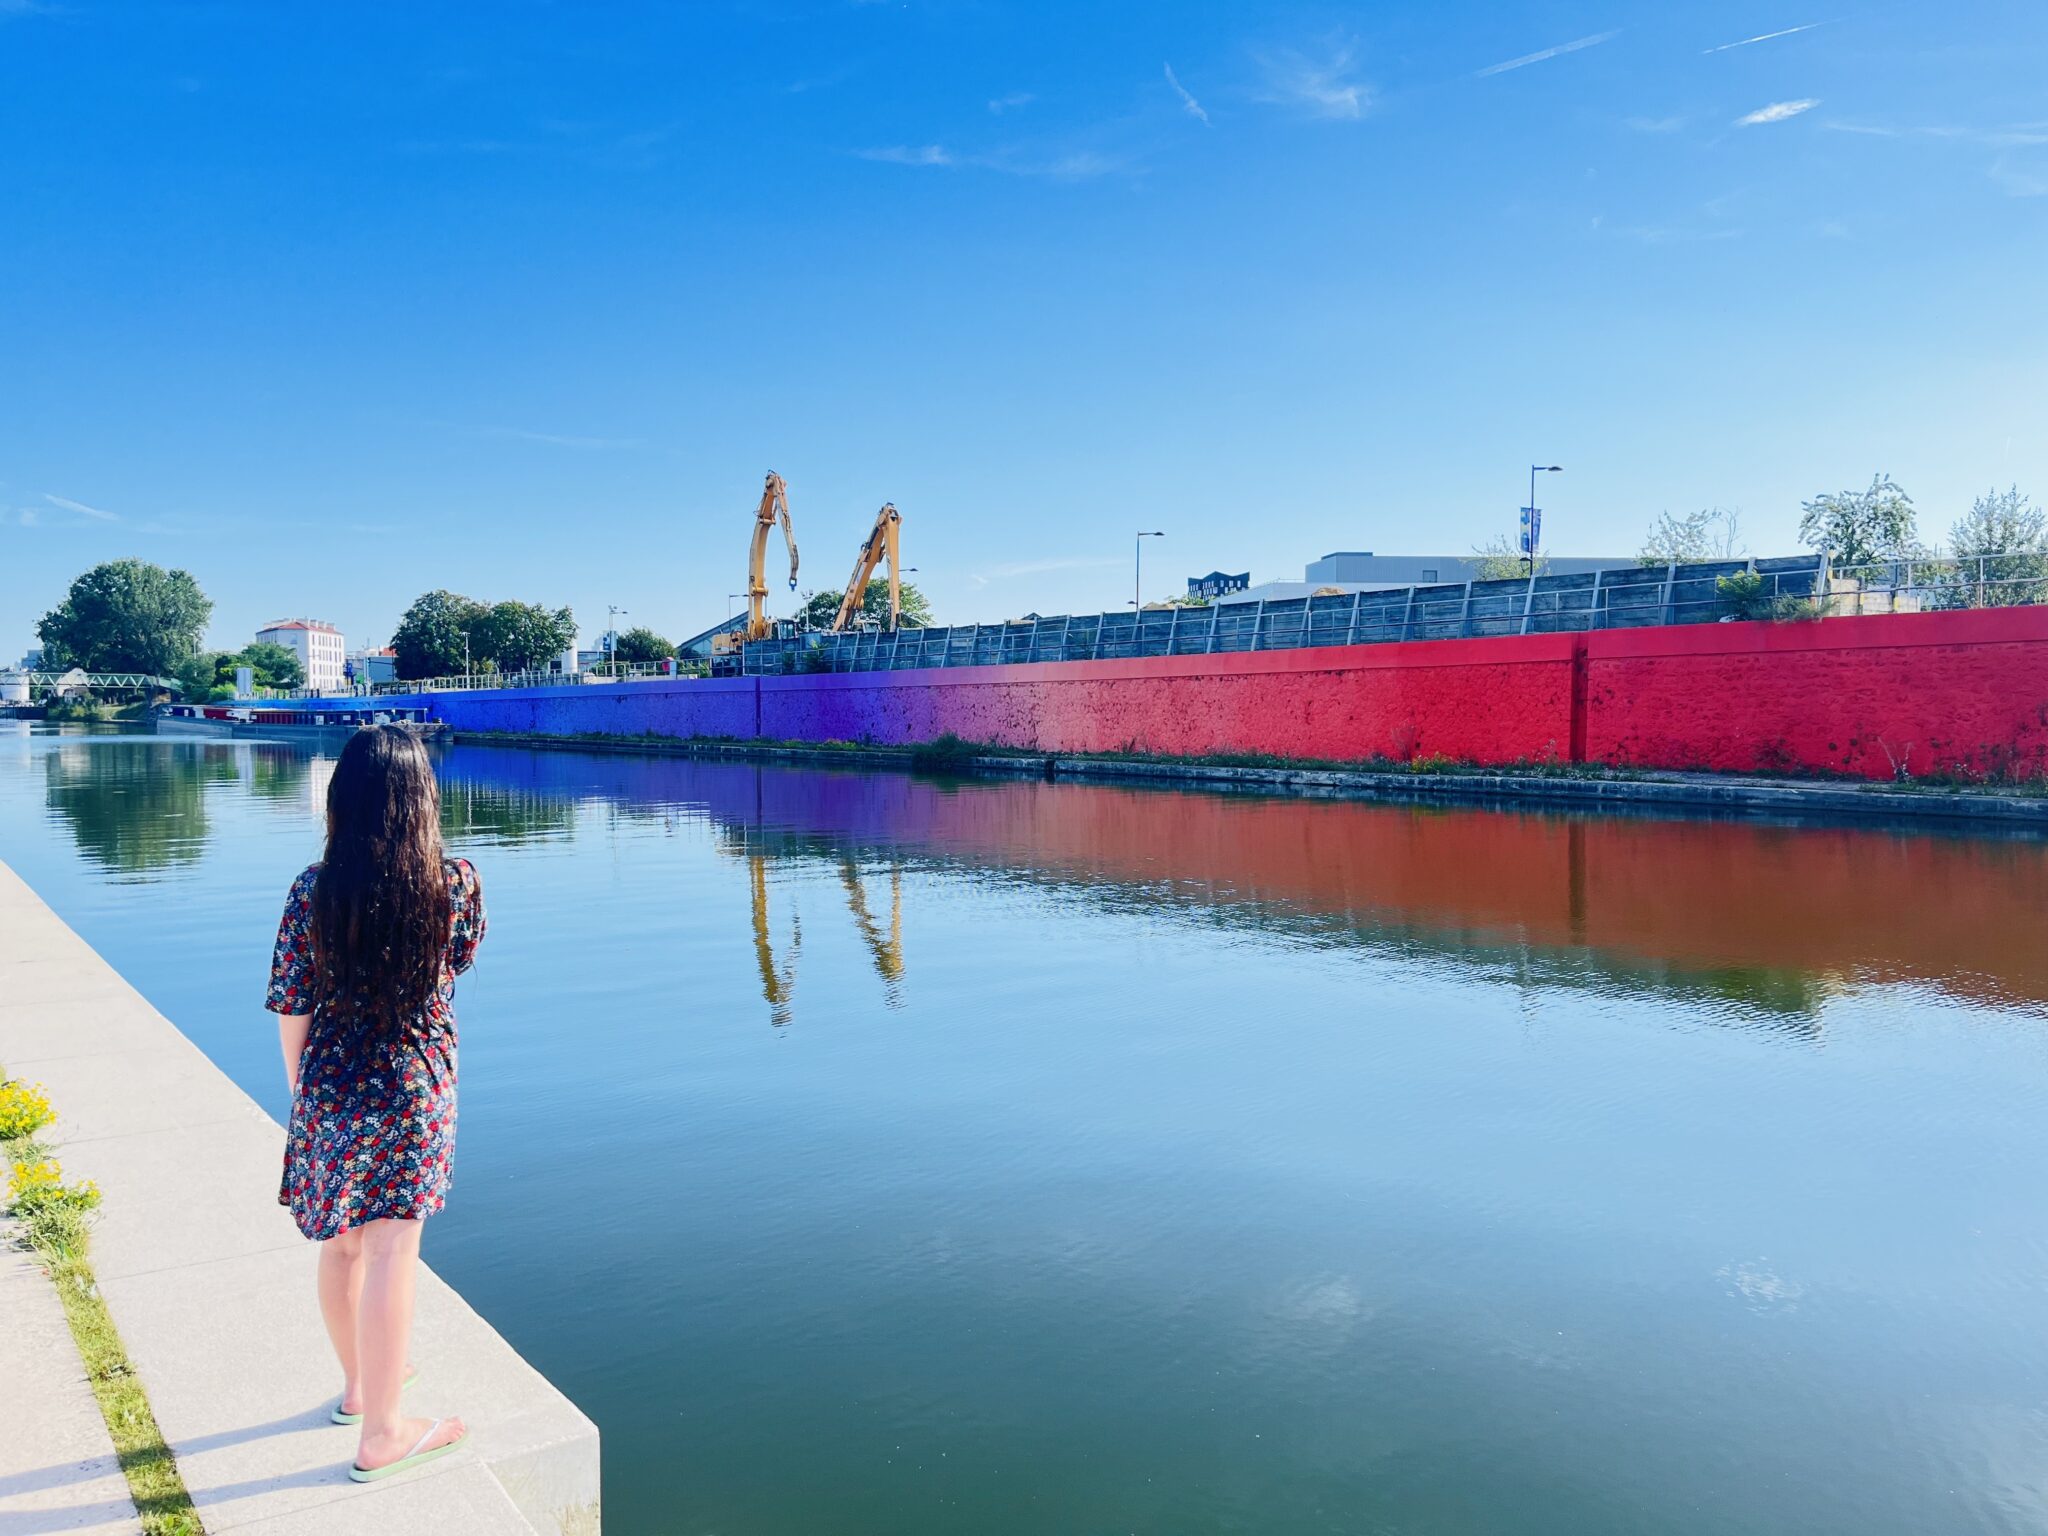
[839,855,905,996]
[738,840,908,1026]
[749,852,801,1028]
[830,503,903,631]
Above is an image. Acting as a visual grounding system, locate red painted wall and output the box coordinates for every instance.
[388,606,2048,782]
[1585,608,2048,779]
[759,635,1578,764]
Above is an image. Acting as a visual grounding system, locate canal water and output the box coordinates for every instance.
[3,725,2047,1536]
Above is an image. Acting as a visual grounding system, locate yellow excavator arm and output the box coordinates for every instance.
[830,503,903,631]
[745,472,800,642]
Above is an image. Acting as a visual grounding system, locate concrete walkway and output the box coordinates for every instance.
[0,859,599,1535]
[0,1235,141,1534]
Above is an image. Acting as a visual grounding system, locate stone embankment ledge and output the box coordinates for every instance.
[0,858,600,1535]
[446,731,2048,830]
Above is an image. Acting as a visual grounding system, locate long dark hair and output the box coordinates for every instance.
[311,725,450,1036]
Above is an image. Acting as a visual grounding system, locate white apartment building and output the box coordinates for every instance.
[256,619,346,695]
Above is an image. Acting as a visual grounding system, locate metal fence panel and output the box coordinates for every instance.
[727,553,2048,675]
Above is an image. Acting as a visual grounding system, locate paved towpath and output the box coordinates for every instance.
[0,1234,140,1534]
[0,858,599,1535]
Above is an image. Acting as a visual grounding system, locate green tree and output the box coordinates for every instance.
[1943,486,2047,607]
[1798,475,1918,568]
[1638,508,1743,566]
[234,640,305,690]
[173,651,224,700]
[472,600,578,674]
[611,625,677,665]
[801,580,934,630]
[1469,535,1547,582]
[390,591,488,679]
[36,559,213,675]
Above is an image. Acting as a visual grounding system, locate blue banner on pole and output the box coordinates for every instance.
[1519,506,1542,555]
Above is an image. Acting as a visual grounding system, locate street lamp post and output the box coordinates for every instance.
[607,604,628,676]
[1525,465,1562,576]
[459,630,470,683]
[1135,531,1165,614]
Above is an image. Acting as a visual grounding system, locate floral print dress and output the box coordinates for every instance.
[265,858,486,1241]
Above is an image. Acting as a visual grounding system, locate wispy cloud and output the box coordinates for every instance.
[1826,119,2048,147]
[970,555,1122,588]
[484,427,643,450]
[1737,99,1818,126]
[1254,42,1369,120]
[855,144,1127,179]
[1703,22,1825,54]
[857,144,954,167]
[45,494,118,521]
[786,63,860,96]
[1607,222,1744,245]
[987,91,1034,115]
[1626,115,1685,133]
[1477,30,1619,78]
[397,137,517,156]
[1164,63,1209,125]
[13,507,40,527]
[1990,157,2048,197]
[1030,151,1122,180]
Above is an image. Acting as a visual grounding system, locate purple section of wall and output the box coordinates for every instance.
[375,677,759,740]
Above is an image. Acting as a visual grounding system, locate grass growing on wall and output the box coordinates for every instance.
[1,1068,203,1536]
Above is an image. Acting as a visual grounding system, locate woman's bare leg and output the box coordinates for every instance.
[317,1229,364,1403]
[354,1217,465,1469]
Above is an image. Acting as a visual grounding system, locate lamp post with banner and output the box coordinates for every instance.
[1525,465,1561,575]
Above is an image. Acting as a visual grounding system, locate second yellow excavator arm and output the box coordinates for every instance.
[830,503,903,631]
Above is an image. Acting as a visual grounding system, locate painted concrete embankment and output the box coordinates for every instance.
[0,858,600,1536]
[364,607,2048,782]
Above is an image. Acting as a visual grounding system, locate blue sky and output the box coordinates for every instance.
[3,1,2045,657]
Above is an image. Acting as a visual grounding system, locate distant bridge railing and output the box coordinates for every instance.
[740,552,2048,675]
[12,671,184,694]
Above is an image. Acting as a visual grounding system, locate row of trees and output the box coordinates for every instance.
[387,591,579,679]
[1636,480,2046,575]
[801,580,934,631]
[174,641,304,701]
[1470,480,2046,607]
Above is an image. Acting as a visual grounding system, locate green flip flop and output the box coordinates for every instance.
[330,1367,419,1426]
[348,1417,467,1483]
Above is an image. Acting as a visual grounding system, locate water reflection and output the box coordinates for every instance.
[35,738,321,876]
[13,732,2048,1536]
[727,833,906,1026]
[434,745,2048,1029]
[42,740,240,876]
[439,778,576,848]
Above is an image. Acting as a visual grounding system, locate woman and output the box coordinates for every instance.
[266,723,485,1483]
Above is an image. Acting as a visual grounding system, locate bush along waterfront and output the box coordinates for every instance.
[0,1065,201,1536]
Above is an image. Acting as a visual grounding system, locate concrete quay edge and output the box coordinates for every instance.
[0,857,601,1535]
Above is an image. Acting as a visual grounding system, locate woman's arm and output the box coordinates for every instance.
[278,1014,311,1098]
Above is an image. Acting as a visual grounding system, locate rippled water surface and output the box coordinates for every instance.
[4,724,2048,1536]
